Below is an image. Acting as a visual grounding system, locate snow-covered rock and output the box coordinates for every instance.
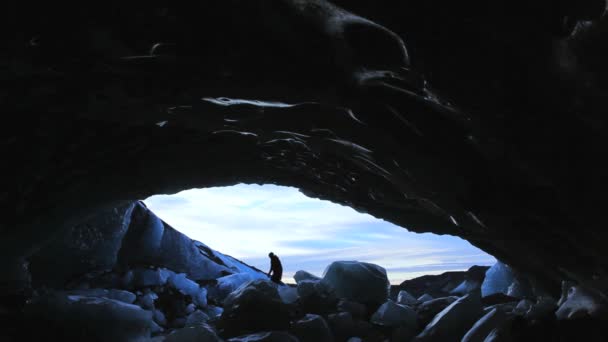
[294,270,321,283]
[418,294,434,303]
[64,288,136,304]
[228,331,299,342]
[371,300,417,328]
[25,292,156,341]
[481,262,515,298]
[291,313,333,342]
[397,290,418,306]
[221,280,290,334]
[556,284,608,320]
[414,291,484,341]
[167,273,208,307]
[165,323,222,342]
[278,285,298,304]
[186,310,210,326]
[321,261,389,306]
[462,308,509,342]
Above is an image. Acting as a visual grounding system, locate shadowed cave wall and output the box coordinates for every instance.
[2,0,608,296]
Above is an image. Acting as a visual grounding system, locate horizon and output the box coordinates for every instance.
[144,184,496,284]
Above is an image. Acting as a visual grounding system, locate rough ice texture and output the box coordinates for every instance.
[451,280,481,296]
[167,273,208,307]
[215,272,268,303]
[556,284,608,320]
[28,203,136,289]
[321,261,390,306]
[228,331,299,342]
[481,262,515,298]
[186,310,210,327]
[462,308,509,342]
[131,267,173,288]
[165,323,222,342]
[117,203,233,280]
[414,291,484,341]
[25,202,263,292]
[64,288,136,304]
[291,313,333,342]
[294,270,321,283]
[278,285,299,304]
[371,300,417,328]
[25,292,155,342]
[418,294,434,303]
[397,289,418,305]
[221,280,290,334]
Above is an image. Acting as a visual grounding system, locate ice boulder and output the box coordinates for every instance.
[297,280,338,315]
[153,309,167,326]
[165,323,222,342]
[136,291,158,310]
[328,312,357,341]
[132,267,173,288]
[321,261,389,306]
[512,299,534,316]
[64,288,136,304]
[371,300,417,328]
[481,262,515,298]
[204,305,224,319]
[117,202,233,281]
[414,291,484,341]
[186,310,210,327]
[167,273,208,307]
[556,283,608,320]
[228,331,299,342]
[397,290,418,306]
[526,296,557,320]
[337,299,367,319]
[291,313,333,342]
[415,296,458,328]
[462,308,509,342]
[215,272,260,302]
[418,294,434,303]
[24,293,156,341]
[294,270,321,283]
[278,285,299,304]
[451,279,481,296]
[221,279,290,335]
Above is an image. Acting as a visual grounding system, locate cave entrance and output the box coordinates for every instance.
[144,183,495,285]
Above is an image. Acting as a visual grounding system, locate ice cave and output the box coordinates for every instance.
[1,1,608,341]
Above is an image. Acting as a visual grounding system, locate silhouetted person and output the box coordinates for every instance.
[267,252,283,284]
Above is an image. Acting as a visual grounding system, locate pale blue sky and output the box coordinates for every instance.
[144,184,495,284]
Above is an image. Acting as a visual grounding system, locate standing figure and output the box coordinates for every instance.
[267,252,283,284]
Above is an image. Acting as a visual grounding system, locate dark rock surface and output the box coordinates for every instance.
[2,0,608,307]
[399,266,490,298]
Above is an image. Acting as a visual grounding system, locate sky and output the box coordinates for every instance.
[144,184,495,284]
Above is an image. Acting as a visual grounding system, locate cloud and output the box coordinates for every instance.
[144,184,496,284]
